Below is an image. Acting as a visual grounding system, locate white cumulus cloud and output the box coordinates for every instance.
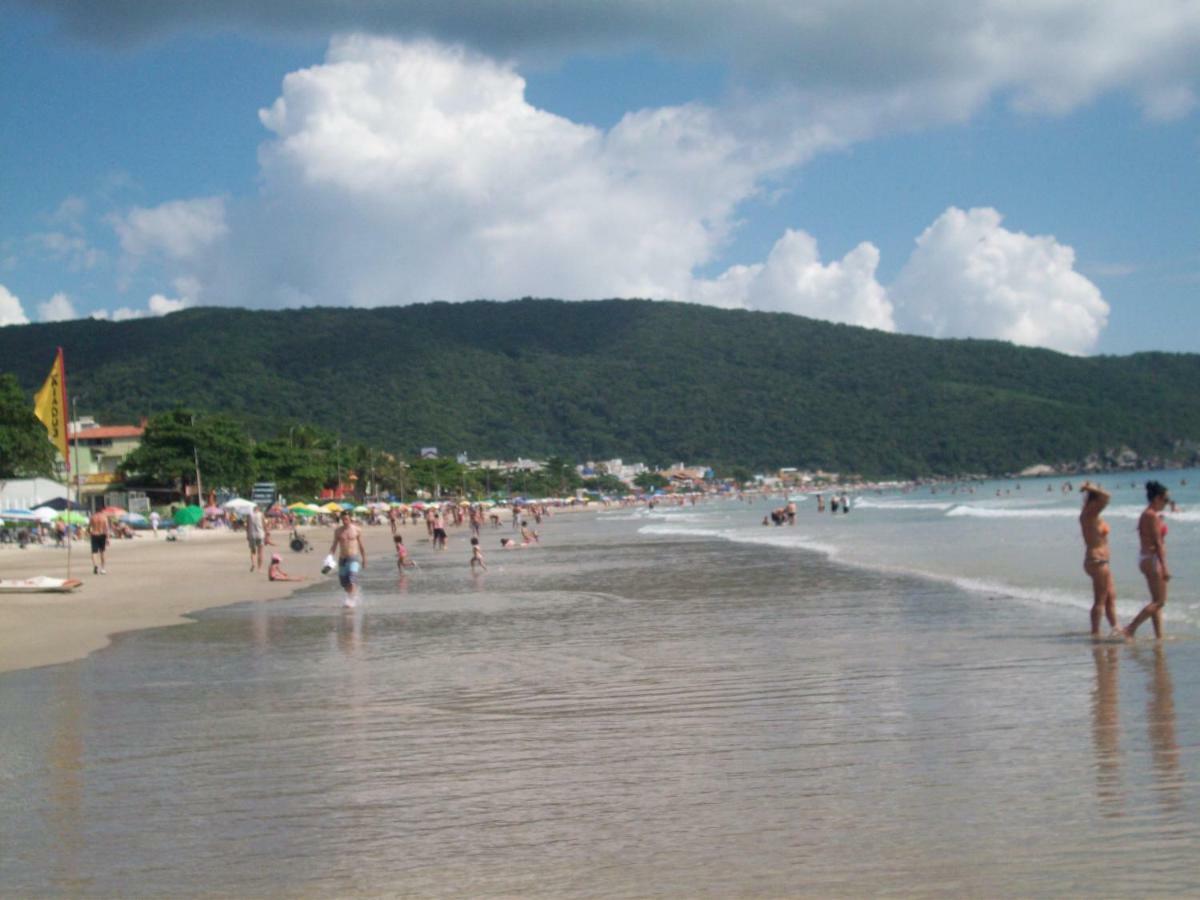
[147,293,188,315]
[82,37,1115,353]
[0,283,30,326]
[112,196,228,263]
[689,230,894,330]
[37,292,78,322]
[205,36,772,307]
[890,207,1109,355]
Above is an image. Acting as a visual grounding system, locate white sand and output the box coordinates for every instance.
[0,523,404,674]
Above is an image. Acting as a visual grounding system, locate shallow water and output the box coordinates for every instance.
[2,483,1198,897]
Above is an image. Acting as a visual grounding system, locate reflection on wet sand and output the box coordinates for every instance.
[1132,644,1182,815]
[48,668,84,894]
[1090,644,1123,814]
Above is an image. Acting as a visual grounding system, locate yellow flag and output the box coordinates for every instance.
[33,347,70,470]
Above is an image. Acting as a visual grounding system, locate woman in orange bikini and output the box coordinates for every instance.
[1079,481,1119,636]
[1122,480,1171,640]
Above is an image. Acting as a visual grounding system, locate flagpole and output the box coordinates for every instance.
[60,349,74,580]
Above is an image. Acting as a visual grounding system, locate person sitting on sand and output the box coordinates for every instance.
[268,553,305,582]
[1122,481,1172,640]
[470,536,488,572]
[1079,481,1119,636]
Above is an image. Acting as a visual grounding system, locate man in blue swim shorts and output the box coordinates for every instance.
[329,510,367,608]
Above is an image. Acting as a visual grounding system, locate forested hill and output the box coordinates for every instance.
[3,298,1199,477]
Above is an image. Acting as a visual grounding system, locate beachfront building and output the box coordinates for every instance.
[61,417,146,510]
[588,459,647,486]
[0,477,68,510]
[660,464,712,490]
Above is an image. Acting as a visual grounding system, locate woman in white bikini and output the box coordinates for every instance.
[1122,481,1171,639]
[1079,481,1119,636]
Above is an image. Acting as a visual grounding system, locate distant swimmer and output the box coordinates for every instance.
[1122,481,1172,639]
[816,493,825,513]
[329,510,366,608]
[830,495,840,514]
[1079,481,1119,636]
[840,493,850,514]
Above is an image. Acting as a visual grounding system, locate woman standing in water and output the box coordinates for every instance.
[1123,481,1172,640]
[1079,481,1119,636]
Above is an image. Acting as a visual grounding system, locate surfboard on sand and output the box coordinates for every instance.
[0,576,84,594]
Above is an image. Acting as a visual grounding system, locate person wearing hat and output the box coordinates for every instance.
[268,552,305,582]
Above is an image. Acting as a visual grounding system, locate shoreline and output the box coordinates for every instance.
[0,523,410,675]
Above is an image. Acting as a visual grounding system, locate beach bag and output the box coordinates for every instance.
[321,553,336,574]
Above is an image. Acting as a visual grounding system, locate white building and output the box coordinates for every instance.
[0,477,68,510]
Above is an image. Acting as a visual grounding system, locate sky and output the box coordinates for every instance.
[1,1,1198,356]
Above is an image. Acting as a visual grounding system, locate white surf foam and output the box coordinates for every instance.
[636,519,1197,628]
[852,497,956,511]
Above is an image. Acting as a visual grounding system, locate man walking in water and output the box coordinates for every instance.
[330,510,367,608]
[89,508,110,574]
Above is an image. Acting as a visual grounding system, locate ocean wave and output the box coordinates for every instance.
[637,523,840,559]
[852,498,956,511]
[636,520,1198,627]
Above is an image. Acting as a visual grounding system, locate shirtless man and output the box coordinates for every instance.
[329,511,367,607]
[89,509,111,574]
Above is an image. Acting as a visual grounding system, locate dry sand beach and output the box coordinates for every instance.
[0,524,404,674]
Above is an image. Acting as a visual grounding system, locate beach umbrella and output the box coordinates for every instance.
[100,505,127,516]
[292,506,317,517]
[36,496,86,511]
[173,506,204,526]
[0,509,38,522]
[223,497,257,514]
[121,513,148,527]
[353,505,370,513]
[322,502,343,513]
[287,501,310,510]
[30,507,58,523]
[56,510,88,525]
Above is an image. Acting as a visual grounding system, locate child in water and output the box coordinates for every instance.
[394,534,416,570]
[470,536,488,572]
[520,520,539,545]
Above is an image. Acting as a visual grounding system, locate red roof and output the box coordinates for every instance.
[69,425,145,441]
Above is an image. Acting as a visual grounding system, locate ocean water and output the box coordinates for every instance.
[1,472,1198,897]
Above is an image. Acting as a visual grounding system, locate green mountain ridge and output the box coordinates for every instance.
[2,298,1198,477]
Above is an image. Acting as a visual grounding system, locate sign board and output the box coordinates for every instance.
[251,482,277,507]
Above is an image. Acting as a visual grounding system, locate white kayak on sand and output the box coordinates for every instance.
[0,576,84,593]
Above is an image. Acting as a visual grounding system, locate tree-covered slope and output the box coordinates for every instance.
[2,299,1198,476]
